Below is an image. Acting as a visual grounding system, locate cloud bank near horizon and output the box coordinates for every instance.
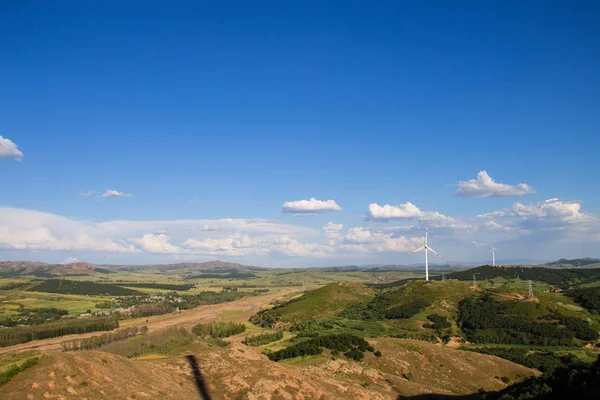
[1,194,598,265]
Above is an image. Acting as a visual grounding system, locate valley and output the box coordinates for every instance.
[1,260,599,399]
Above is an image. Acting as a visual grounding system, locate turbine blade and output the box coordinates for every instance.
[410,246,425,254]
[428,246,443,258]
[489,249,493,254]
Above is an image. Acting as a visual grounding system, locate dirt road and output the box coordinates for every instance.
[0,288,297,357]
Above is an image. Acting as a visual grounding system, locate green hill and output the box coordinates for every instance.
[446,265,600,288]
[250,281,374,328]
[341,280,473,320]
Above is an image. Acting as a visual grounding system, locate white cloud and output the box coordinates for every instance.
[0,207,318,258]
[282,198,342,215]
[342,227,420,253]
[323,222,344,246]
[472,241,487,247]
[366,202,422,220]
[0,136,23,160]
[481,199,595,226]
[365,202,467,229]
[78,191,97,197]
[476,210,508,219]
[102,189,133,198]
[1,199,598,264]
[184,235,271,256]
[474,198,598,238]
[323,222,343,232]
[512,198,592,222]
[63,257,79,264]
[131,234,182,254]
[456,171,535,198]
[0,208,138,253]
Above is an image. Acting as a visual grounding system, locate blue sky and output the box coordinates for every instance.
[1,1,599,266]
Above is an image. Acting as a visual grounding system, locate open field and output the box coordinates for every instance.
[0,288,296,357]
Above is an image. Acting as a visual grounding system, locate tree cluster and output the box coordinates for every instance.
[267,334,375,362]
[566,287,600,312]
[130,303,174,318]
[29,279,140,296]
[192,321,246,338]
[0,307,68,327]
[385,300,431,319]
[101,326,194,358]
[244,330,284,346]
[178,290,247,310]
[457,293,596,346]
[465,347,572,375]
[0,316,119,347]
[61,326,141,351]
[492,354,600,399]
[446,265,600,289]
[117,283,195,291]
[184,272,258,280]
[424,314,452,331]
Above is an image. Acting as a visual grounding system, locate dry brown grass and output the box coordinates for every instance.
[0,338,538,400]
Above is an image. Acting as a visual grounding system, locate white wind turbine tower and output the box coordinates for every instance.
[489,245,498,266]
[410,228,442,281]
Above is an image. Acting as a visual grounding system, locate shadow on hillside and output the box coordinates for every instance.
[186,355,212,400]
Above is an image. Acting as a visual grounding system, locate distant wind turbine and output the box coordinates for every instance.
[489,245,498,266]
[410,228,442,281]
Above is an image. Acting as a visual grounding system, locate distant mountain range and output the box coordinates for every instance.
[1,258,599,276]
[0,260,265,277]
[544,258,600,267]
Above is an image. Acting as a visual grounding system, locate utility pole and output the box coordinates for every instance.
[442,272,445,282]
[473,273,480,287]
[528,280,534,299]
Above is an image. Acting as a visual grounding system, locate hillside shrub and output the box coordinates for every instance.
[344,348,364,361]
[0,357,39,386]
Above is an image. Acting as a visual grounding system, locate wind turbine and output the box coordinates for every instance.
[410,228,442,281]
[489,245,498,266]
